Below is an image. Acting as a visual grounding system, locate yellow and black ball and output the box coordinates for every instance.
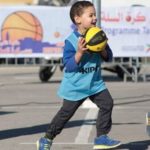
[84,26,108,52]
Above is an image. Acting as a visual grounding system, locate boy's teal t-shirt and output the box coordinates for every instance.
[57,32,106,101]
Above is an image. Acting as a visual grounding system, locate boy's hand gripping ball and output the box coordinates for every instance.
[84,26,108,52]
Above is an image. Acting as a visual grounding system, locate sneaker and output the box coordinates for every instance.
[37,137,52,150]
[93,135,121,149]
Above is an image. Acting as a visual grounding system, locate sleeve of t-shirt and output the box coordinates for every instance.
[63,40,79,72]
[105,44,113,62]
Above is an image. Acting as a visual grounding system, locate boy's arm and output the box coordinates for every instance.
[63,40,78,72]
[100,44,113,62]
[63,38,87,72]
[75,37,87,63]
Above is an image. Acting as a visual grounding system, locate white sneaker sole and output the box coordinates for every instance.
[36,141,40,150]
[93,142,121,149]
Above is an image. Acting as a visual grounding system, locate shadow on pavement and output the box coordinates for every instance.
[0,119,142,140]
[0,124,48,140]
[0,111,16,115]
[115,140,150,150]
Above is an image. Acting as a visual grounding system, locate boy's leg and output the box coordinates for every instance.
[45,99,85,140]
[89,89,113,136]
[89,89,121,149]
[37,99,85,150]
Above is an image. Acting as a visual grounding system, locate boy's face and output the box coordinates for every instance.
[75,6,97,33]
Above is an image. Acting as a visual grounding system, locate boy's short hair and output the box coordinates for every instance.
[70,1,94,24]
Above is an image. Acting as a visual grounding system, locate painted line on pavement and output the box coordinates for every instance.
[1,106,61,109]
[1,105,150,110]
[20,142,93,145]
[75,109,98,144]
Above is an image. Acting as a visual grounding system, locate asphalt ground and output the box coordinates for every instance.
[0,66,150,150]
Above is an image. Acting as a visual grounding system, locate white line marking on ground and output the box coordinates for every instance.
[14,76,61,80]
[20,142,93,145]
[14,76,36,80]
[75,109,98,144]
[20,141,148,146]
[1,106,61,109]
[82,99,97,108]
[1,105,150,110]
[114,106,150,110]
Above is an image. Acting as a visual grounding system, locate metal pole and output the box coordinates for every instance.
[92,0,101,27]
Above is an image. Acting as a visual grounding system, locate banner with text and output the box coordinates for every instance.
[102,7,150,57]
[0,6,150,58]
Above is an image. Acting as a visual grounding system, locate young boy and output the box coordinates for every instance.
[37,1,121,150]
